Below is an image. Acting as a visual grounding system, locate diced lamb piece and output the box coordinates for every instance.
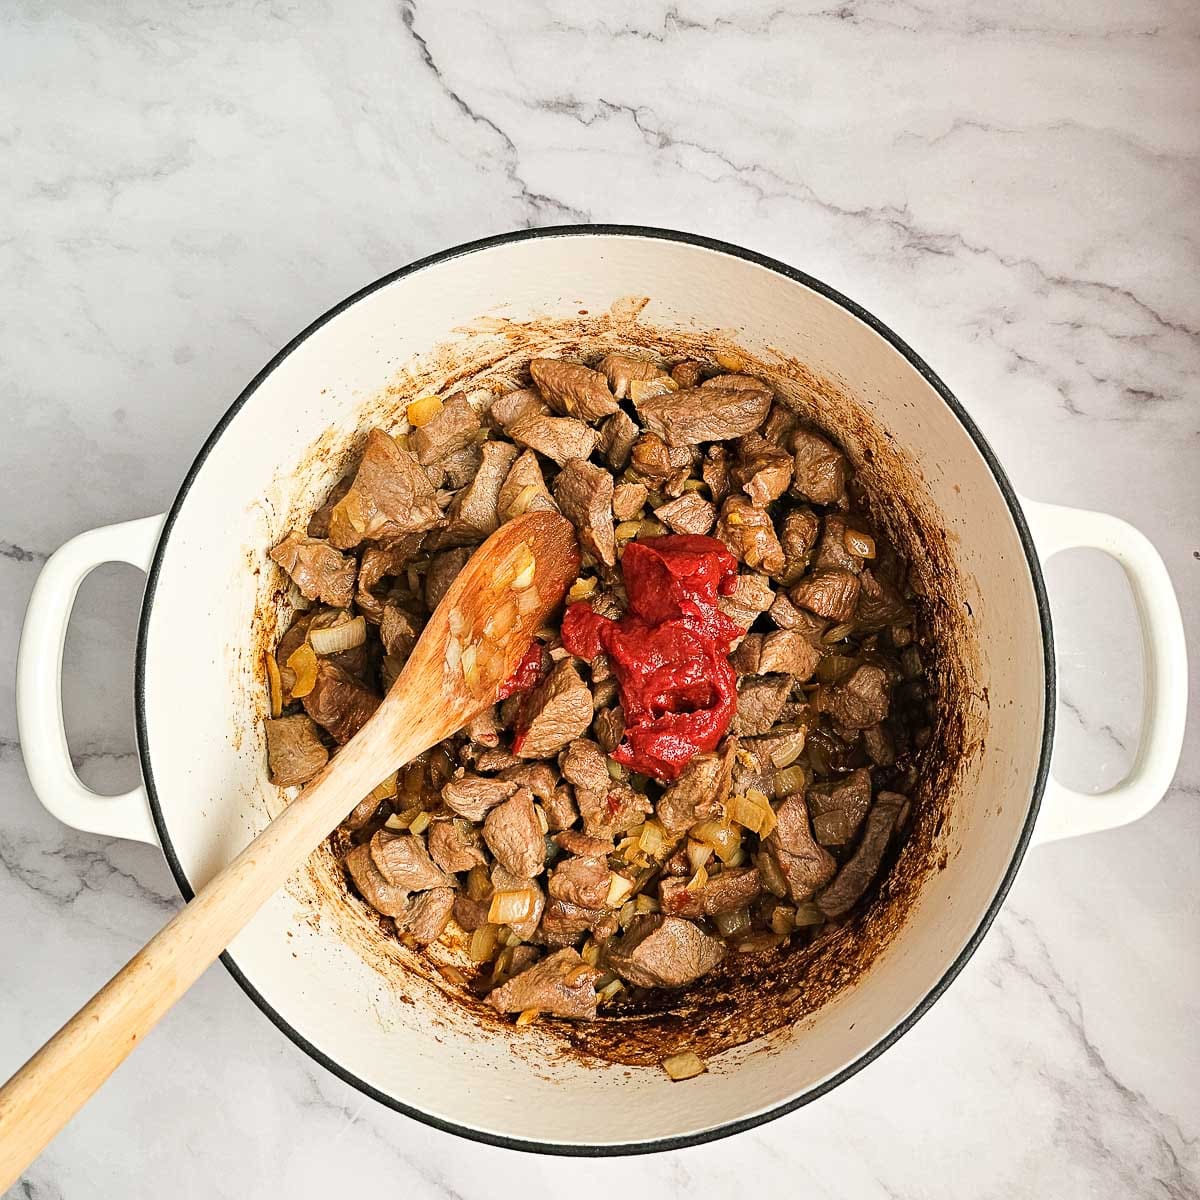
[270,531,357,608]
[540,898,618,947]
[854,567,913,631]
[732,436,793,506]
[425,547,472,612]
[442,773,518,821]
[554,830,614,857]
[807,768,873,846]
[345,843,410,918]
[508,413,599,466]
[657,876,704,919]
[731,633,762,675]
[488,386,548,430]
[490,864,546,939]
[701,373,771,392]
[608,915,726,988]
[813,515,861,574]
[577,778,651,839]
[328,429,444,549]
[761,402,798,447]
[790,428,849,506]
[817,793,906,917]
[356,533,424,620]
[498,761,557,801]
[452,890,491,932]
[514,660,593,758]
[758,629,822,680]
[863,722,896,766]
[790,569,861,622]
[488,947,602,1020]
[598,410,639,471]
[548,855,612,909]
[466,705,502,749]
[483,788,546,877]
[593,704,626,753]
[379,604,419,661]
[428,440,520,548]
[530,358,618,421]
[655,492,715,536]
[543,785,580,832]
[369,830,453,892]
[303,660,380,744]
[735,674,792,736]
[344,790,384,831]
[559,738,609,797]
[716,497,785,576]
[660,867,761,919]
[428,818,488,874]
[819,663,892,729]
[399,887,456,944]
[635,385,771,447]
[671,359,705,388]
[612,482,648,522]
[657,739,736,834]
[475,747,522,773]
[264,714,328,787]
[629,433,692,487]
[497,449,558,522]
[717,572,774,631]
[307,474,353,538]
[702,445,730,504]
[742,726,808,771]
[763,793,836,902]
[411,393,481,465]
[779,509,820,581]
[597,353,667,400]
[442,444,483,490]
[553,459,616,567]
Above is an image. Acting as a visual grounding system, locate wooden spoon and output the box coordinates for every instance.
[0,510,580,1186]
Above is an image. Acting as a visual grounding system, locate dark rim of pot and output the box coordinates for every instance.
[134,224,1055,1157]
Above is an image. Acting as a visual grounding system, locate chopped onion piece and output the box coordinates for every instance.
[618,899,636,929]
[309,615,367,655]
[383,812,412,831]
[714,907,752,938]
[580,939,601,967]
[488,888,536,925]
[770,905,796,937]
[606,873,635,908]
[265,652,282,717]
[715,351,744,372]
[690,820,741,863]
[534,804,549,834]
[686,863,709,892]
[406,395,443,426]
[793,901,826,927]
[408,811,431,836]
[638,820,665,857]
[445,636,462,675]
[466,864,492,901]
[635,894,660,915]
[567,576,598,604]
[639,519,667,539]
[286,643,318,698]
[485,599,517,640]
[727,793,772,835]
[597,978,624,1002]
[461,642,479,691]
[663,1050,707,1081]
[515,1008,540,1026]
[366,771,399,804]
[686,840,713,874]
[614,520,642,543]
[469,923,500,962]
[508,484,543,516]
[773,764,810,799]
[448,608,465,635]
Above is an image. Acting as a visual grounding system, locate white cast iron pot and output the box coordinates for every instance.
[16,228,1188,1154]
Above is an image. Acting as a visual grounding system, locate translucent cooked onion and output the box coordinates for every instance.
[466,865,492,901]
[406,395,443,426]
[597,978,625,1003]
[770,905,796,937]
[773,764,810,799]
[580,939,601,967]
[638,819,665,857]
[635,893,660,915]
[488,888,536,925]
[663,1050,707,1081]
[793,901,826,927]
[690,819,741,863]
[816,653,858,682]
[757,851,788,898]
[686,863,709,892]
[485,598,518,640]
[515,1008,540,1026]
[686,840,713,873]
[366,771,398,804]
[408,811,431,835]
[309,615,366,655]
[265,652,283,717]
[614,520,642,542]
[726,792,774,836]
[286,642,318,698]
[714,907,752,938]
[606,873,635,908]
[469,923,500,962]
[567,576,597,604]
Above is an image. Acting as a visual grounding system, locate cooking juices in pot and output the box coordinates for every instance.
[262,350,932,1053]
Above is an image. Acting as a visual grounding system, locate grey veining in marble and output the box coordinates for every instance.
[1,1,1197,1196]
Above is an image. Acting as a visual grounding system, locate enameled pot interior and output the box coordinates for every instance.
[138,231,1048,1150]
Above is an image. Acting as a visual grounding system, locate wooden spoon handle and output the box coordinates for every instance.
[0,711,409,1189]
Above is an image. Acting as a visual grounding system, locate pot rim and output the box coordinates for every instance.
[133,224,1056,1156]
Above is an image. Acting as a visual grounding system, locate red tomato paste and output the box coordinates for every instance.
[561,534,741,781]
[498,641,545,701]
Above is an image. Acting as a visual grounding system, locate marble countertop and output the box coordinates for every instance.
[2,1,1197,1196]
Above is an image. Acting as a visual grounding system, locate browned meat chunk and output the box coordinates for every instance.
[598,410,639,471]
[482,788,545,877]
[807,768,873,845]
[702,445,730,503]
[764,793,836,902]
[488,386,548,430]
[515,660,593,758]
[854,567,912,630]
[671,359,705,388]
[425,547,471,612]
[554,830,614,857]
[440,444,483,490]
[307,474,352,539]
[442,773,517,821]
[791,569,861,622]
[657,739,736,833]
[466,705,502,749]
[498,760,557,801]
[559,738,608,797]
[630,433,692,487]
[732,437,793,506]
[540,898,617,946]
[790,428,848,506]
[758,629,822,680]
[411,393,481,465]
[508,413,598,466]
[718,572,774,630]
[548,855,611,909]
[817,793,905,917]
[553,459,615,566]
[497,450,558,522]
[379,604,419,661]
[270,532,356,608]
[530,358,618,421]
[429,440,519,548]
[328,429,443,549]
[264,714,328,787]
[779,509,820,580]
[701,372,771,392]
[731,633,762,675]
[635,385,770,446]
[428,818,488,874]
[369,830,452,892]
[303,660,380,744]
[356,533,424,620]
[598,353,666,399]
[452,890,491,932]
[488,947,602,1019]
[761,402,798,447]
[863,722,896,766]
[742,726,807,771]
[543,784,579,831]
[399,887,455,944]
[716,497,785,576]
[577,778,651,838]
[655,492,715,535]
[812,515,861,574]
[593,704,625,752]
[345,843,410,918]
[736,674,792,736]
[660,867,761,918]
[612,481,648,522]
[609,915,726,988]
[819,663,892,729]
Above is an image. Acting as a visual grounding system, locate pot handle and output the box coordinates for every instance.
[1022,498,1188,843]
[15,516,166,846]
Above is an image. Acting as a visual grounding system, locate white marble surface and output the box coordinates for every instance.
[2,0,1197,1195]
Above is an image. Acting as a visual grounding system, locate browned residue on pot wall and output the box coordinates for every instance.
[254,303,983,1069]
